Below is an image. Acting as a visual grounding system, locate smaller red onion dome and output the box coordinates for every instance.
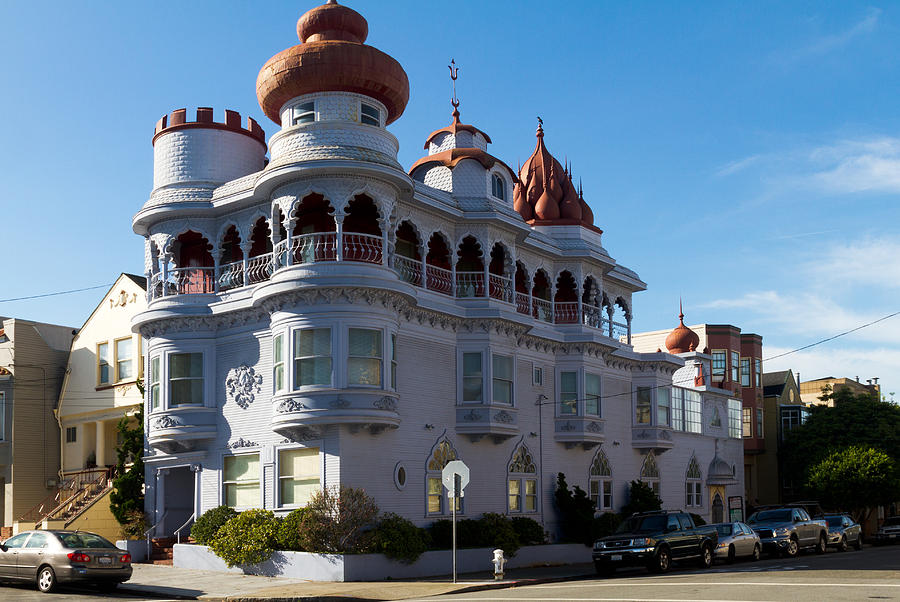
[665,302,700,354]
[514,122,598,231]
[257,1,409,126]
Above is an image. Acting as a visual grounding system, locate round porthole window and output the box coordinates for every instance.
[393,462,407,490]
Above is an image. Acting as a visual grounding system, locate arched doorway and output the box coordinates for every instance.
[712,493,725,523]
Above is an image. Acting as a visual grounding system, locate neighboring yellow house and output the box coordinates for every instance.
[799,376,881,407]
[48,274,147,540]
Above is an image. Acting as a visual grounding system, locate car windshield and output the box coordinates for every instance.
[714,524,733,537]
[58,532,118,549]
[616,515,667,534]
[825,517,843,527]
[748,510,792,523]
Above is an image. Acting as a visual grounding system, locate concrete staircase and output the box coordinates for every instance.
[150,537,178,565]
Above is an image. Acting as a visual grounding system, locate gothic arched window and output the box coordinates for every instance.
[589,449,613,511]
[426,438,460,515]
[507,444,537,513]
[640,452,660,495]
[685,455,702,508]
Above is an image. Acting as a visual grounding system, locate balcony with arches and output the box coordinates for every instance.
[144,201,634,344]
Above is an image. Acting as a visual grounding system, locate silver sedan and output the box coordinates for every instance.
[0,529,132,593]
[711,521,761,563]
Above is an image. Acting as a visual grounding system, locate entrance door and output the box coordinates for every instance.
[712,494,725,523]
[162,466,195,536]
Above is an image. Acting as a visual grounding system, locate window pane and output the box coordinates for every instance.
[297,357,332,386]
[463,352,482,377]
[279,448,318,477]
[742,407,752,437]
[636,387,652,424]
[150,357,160,383]
[170,378,203,405]
[741,358,751,387]
[169,353,202,378]
[297,329,331,357]
[116,339,132,362]
[427,477,442,513]
[463,377,483,402]
[274,334,283,364]
[348,357,382,386]
[685,389,702,433]
[671,388,684,431]
[225,482,259,507]
[585,373,601,415]
[657,386,670,426]
[492,380,513,404]
[561,371,577,415]
[712,351,725,376]
[225,454,259,481]
[508,479,520,511]
[98,343,109,384]
[349,329,382,358]
[493,355,513,379]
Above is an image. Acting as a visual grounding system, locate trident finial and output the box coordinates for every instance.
[537,115,543,127]
[449,59,460,110]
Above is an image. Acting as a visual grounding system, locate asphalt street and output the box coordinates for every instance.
[413,545,900,602]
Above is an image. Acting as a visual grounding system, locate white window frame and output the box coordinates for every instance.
[115,336,134,383]
[491,353,514,405]
[590,449,613,511]
[559,370,578,416]
[684,389,702,434]
[532,364,543,386]
[585,372,601,416]
[222,451,262,510]
[275,444,322,509]
[168,351,205,407]
[346,327,383,388]
[635,386,652,425]
[507,445,538,514]
[426,439,462,516]
[657,386,670,426]
[273,333,285,393]
[685,457,702,508]
[728,399,742,438]
[640,453,660,495]
[459,349,485,404]
[97,342,110,386]
[711,349,726,377]
[293,327,334,389]
[360,102,381,126]
[491,173,506,200]
[390,333,398,390]
[148,355,160,411]
[292,101,316,125]
[151,344,215,410]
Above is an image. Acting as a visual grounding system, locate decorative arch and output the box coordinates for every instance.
[554,270,578,323]
[685,453,702,508]
[455,235,484,297]
[425,231,453,295]
[590,448,613,510]
[514,261,530,314]
[507,441,537,513]
[171,230,214,294]
[488,242,513,301]
[394,220,423,286]
[711,492,725,523]
[217,225,244,291]
[426,436,461,515]
[640,452,660,495]
[532,269,552,322]
[491,172,506,201]
[344,194,383,263]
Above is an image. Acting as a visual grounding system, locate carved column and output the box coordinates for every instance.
[607,305,614,339]
[285,217,296,266]
[334,212,345,262]
[240,240,252,287]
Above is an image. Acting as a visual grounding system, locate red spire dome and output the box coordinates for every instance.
[665,301,700,354]
[513,121,596,229]
[256,1,409,126]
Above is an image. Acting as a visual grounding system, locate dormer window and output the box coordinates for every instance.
[491,174,505,200]
[361,103,380,126]
[292,102,315,125]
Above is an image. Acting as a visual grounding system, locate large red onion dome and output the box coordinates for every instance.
[513,122,596,229]
[665,303,700,354]
[256,1,409,126]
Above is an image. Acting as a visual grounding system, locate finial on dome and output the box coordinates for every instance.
[536,116,544,137]
[679,297,685,323]
[449,59,460,113]
[665,300,700,354]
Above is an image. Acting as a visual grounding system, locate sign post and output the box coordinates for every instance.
[442,460,470,583]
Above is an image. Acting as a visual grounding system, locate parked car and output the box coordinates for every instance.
[0,530,132,593]
[823,514,862,551]
[747,506,828,557]
[710,521,761,563]
[872,516,900,545]
[592,510,718,575]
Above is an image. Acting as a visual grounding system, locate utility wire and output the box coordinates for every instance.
[0,283,113,304]
[762,310,900,362]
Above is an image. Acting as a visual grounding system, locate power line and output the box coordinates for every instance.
[763,310,900,362]
[0,283,113,304]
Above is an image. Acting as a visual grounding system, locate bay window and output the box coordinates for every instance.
[169,352,203,405]
[462,352,483,402]
[635,387,652,424]
[492,354,513,404]
[348,328,382,386]
[711,350,725,377]
[728,399,742,438]
[560,371,577,415]
[585,373,601,416]
[294,328,332,387]
[149,356,160,411]
[657,386,670,426]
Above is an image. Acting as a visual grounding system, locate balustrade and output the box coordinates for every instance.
[515,292,530,314]
[425,264,453,295]
[532,298,553,323]
[455,271,485,298]
[217,260,244,292]
[554,302,579,324]
[247,253,273,284]
[489,274,512,302]
[394,255,422,286]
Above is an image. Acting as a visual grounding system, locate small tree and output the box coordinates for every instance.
[298,486,379,553]
[553,473,595,544]
[620,480,662,517]
[109,380,144,532]
[806,446,900,523]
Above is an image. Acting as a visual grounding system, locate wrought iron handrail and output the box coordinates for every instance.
[174,512,196,544]
[146,510,169,559]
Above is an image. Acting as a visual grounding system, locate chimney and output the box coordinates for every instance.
[856,376,859,382]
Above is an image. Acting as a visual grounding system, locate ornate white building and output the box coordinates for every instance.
[134,1,745,538]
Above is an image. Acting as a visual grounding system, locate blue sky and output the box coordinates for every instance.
[1,1,898,397]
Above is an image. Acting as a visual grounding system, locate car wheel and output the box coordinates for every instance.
[752,543,761,561]
[698,543,713,569]
[816,534,827,554]
[726,545,735,564]
[784,536,799,558]
[854,534,863,550]
[37,566,57,593]
[837,535,848,552]
[649,547,670,573]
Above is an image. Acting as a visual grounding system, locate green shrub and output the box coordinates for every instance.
[511,517,545,546]
[209,509,279,567]
[370,513,431,564]
[298,486,379,553]
[191,505,238,545]
[119,510,148,540]
[479,513,521,556]
[554,473,595,544]
[620,480,662,517]
[590,512,622,540]
[428,518,483,549]
[275,508,307,551]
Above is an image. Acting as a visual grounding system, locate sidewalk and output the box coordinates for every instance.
[120,561,595,601]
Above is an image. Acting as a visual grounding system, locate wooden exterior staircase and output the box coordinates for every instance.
[16,467,116,531]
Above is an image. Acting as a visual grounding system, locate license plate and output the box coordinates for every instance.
[611,554,623,561]
[98,557,112,565]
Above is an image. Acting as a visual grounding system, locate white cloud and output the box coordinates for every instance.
[763,345,898,400]
[810,237,900,289]
[781,8,881,63]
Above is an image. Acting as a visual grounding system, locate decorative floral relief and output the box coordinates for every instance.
[462,409,482,422]
[153,415,180,429]
[229,438,257,449]
[559,421,576,432]
[226,365,263,409]
[373,396,397,412]
[493,410,514,424]
[587,421,603,433]
[276,398,309,413]
[330,397,351,409]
